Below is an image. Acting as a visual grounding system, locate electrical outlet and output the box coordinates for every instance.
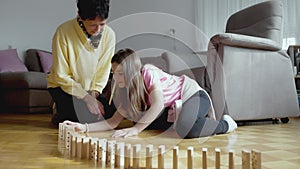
[169,28,176,35]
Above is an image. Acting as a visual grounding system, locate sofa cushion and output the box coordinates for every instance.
[25,49,43,72]
[0,49,28,73]
[36,50,52,73]
[0,71,47,89]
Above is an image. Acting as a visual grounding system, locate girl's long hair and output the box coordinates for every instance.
[112,49,148,121]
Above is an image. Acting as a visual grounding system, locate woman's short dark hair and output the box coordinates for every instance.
[77,0,110,20]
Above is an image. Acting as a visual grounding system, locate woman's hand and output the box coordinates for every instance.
[91,90,100,98]
[83,94,105,117]
[112,127,139,138]
[63,120,87,132]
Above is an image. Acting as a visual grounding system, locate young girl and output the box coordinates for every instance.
[64,49,237,138]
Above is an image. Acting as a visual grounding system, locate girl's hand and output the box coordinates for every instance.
[63,120,87,132]
[112,127,139,138]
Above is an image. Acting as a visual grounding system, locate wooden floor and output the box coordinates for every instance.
[0,113,299,169]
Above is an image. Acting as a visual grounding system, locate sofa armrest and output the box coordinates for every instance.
[141,55,168,72]
[162,52,206,87]
[210,33,281,51]
[0,72,47,89]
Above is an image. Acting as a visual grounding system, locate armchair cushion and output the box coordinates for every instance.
[0,49,28,73]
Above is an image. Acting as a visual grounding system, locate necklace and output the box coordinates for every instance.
[77,17,102,49]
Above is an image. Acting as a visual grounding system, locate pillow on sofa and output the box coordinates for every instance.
[0,49,28,73]
[36,50,52,73]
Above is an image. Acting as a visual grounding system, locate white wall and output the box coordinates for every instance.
[110,0,195,23]
[109,0,209,57]
[0,0,76,60]
[0,0,206,62]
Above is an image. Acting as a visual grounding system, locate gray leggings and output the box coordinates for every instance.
[175,90,228,138]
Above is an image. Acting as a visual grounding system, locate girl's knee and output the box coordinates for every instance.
[175,123,198,139]
[175,129,200,139]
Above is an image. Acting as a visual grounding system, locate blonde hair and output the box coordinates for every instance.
[111,49,148,121]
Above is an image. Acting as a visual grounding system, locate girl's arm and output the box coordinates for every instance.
[64,111,124,132]
[135,83,164,131]
[112,83,164,138]
[88,111,124,132]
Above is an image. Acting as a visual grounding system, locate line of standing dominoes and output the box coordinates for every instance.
[58,123,262,169]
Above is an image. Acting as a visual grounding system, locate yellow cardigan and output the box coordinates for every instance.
[47,18,116,99]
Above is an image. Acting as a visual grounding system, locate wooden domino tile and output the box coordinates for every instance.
[202,147,208,169]
[229,150,234,169]
[158,145,165,169]
[252,149,262,169]
[115,142,125,168]
[132,144,141,169]
[145,144,153,169]
[76,135,83,159]
[106,140,116,168]
[187,146,194,169]
[242,149,251,169]
[215,148,221,169]
[97,139,107,163]
[173,146,179,169]
[124,144,131,169]
[81,137,90,160]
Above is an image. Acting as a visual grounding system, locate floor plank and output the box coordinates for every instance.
[0,113,299,169]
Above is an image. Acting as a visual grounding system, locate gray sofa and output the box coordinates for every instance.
[0,49,52,113]
[206,0,299,121]
[140,52,206,88]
